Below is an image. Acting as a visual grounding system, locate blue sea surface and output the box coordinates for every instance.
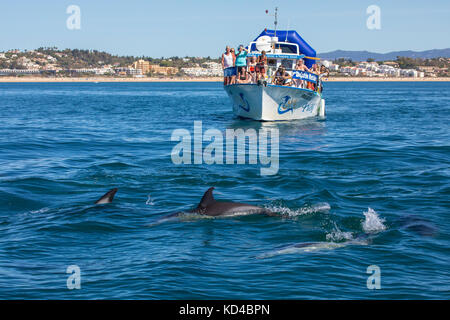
[0,81,449,299]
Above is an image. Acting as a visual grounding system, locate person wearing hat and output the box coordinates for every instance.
[273,66,291,86]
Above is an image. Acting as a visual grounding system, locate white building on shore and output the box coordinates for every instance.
[0,69,40,75]
[181,61,222,77]
[334,60,424,78]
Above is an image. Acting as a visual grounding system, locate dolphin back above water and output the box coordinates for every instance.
[257,236,371,259]
[189,187,276,217]
[95,188,118,204]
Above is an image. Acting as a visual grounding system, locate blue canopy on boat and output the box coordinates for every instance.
[253,29,317,68]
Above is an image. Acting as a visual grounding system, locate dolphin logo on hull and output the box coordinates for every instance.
[278,95,294,114]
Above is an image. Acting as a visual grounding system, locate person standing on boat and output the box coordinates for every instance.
[248,56,257,83]
[235,45,248,79]
[230,47,237,84]
[294,59,310,88]
[318,65,330,93]
[222,46,235,85]
[308,64,320,91]
[256,50,267,81]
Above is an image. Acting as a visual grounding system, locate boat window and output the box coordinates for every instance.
[278,44,298,54]
[267,59,277,67]
[281,59,294,70]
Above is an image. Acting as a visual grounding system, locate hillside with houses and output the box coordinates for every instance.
[0,47,448,79]
[0,48,222,78]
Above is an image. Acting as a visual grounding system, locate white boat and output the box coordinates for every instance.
[224,81,325,121]
[224,22,325,121]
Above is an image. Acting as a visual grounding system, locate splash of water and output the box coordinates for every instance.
[145,195,154,206]
[266,202,330,217]
[362,207,386,233]
[326,223,354,242]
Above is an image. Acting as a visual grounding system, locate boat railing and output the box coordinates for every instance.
[230,47,322,92]
[265,65,322,91]
[230,64,321,92]
[248,41,300,55]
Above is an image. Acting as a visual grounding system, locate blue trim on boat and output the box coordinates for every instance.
[247,53,305,59]
[268,84,321,96]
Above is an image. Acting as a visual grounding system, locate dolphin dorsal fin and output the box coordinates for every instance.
[197,187,215,209]
[95,188,118,204]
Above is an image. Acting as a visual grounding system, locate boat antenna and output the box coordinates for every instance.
[285,18,290,42]
[265,7,278,38]
[274,7,278,38]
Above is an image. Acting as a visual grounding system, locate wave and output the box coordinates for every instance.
[29,207,50,214]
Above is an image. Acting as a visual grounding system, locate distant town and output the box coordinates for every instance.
[322,57,449,78]
[0,48,449,79]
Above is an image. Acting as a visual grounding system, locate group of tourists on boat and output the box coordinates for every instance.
[222,45,267,86]
[221,45,329,93]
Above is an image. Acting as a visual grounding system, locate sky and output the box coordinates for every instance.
[0,0,449,58]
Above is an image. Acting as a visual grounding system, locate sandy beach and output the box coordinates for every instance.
[0,76,448,83]
[324,77,449,82]
[0,76,224,83]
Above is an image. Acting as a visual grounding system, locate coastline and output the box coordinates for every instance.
[0,76,448,83]
[324,77,449,82]
[0,76,224,83]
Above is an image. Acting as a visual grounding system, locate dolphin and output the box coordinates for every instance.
[398,215,438,237]
[150,187,276,225]
[187,187,276,217]
[94,188,118,204]
[257,236,371,258]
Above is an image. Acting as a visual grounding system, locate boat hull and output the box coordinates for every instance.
[224,84,324,121]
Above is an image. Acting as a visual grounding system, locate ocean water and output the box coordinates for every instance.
[0,81,449,299]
